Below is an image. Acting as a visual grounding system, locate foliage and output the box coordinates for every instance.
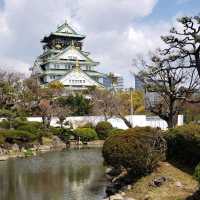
[166,123,200,168]
[102,127,167,176]
[0,118,42,132]
[56,128,74,143]
[0,129,39,143]
[48,80,64,96]
[80,122,94,129]
[108,128,124,136]
[0,119,10,129]
[24,149,34,157]
[160,15,200,78]
[95,121,113,139]
[0,135,5,144]
[183,101,200,123]
[73,128,98,142]
[194,163,200,184]
[57,94,91,116]
[48,80,64,90]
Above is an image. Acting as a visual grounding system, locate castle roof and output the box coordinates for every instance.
[41,21,85,43]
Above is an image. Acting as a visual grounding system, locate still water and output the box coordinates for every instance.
[0,148,107,200]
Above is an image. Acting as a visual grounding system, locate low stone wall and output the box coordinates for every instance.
[0,139,104,161]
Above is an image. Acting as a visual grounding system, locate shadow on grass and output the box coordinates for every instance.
[186,189,200,200]
[167,158,195,175]
[167,158,200,200]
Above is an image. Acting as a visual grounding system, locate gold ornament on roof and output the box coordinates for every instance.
[75,59,80,71]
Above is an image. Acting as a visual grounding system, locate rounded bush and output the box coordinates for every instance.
[0,119,10,129]
[74,128,98,142]
[166,123,200,167]
[80,122,94,129]
[194,163,200,184]
[102,127,167,176]
[108,128,124,136]
[95,121,113,139]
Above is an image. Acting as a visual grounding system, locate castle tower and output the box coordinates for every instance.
[31,21,105,91]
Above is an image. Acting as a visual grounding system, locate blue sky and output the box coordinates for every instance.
[0,0,4,9]
[0,0,199,87]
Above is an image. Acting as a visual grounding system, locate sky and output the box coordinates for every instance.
[0,0,199,87]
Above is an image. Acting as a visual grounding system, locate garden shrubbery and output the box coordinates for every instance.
[102,127,167,176]
[108,128,124,136]
[74,128,98,142]
[0,129,39,143]
[165,123,200,168]
[95,121,113,139]
[194,163,200,184]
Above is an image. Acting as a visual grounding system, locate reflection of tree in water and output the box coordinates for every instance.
[0,149,107,200]
[67,165,91,184]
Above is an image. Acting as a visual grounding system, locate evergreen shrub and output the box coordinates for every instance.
[166,123,200,168]
[95,121,113,139]
[102,127,167,176]
[0,119,10,129]
[108,128,124,136]
[0,129,39,143]
[74,128,98,142]
[80,122,94,129]
[194,163,200,184]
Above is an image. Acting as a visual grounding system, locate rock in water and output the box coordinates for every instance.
[52,136,66,149]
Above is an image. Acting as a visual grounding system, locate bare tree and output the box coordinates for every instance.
[38,99,53,129]
[112,91,145,128]
[91,89,115,121]
[158,15,200,77]
[137,57,199,128]
[53,104,71,128]
[91,89,145,128]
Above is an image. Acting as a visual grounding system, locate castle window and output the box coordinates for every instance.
[55,64,60,69]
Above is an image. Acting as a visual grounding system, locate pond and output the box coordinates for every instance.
[0,148,107,200]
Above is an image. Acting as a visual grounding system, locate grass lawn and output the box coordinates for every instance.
[125,162,199,200]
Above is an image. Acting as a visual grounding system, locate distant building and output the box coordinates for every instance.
[113,73,124,91]
[31,21,105,91]
[134,75,144,91]
[99,73,124,91]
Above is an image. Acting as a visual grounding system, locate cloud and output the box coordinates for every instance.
[0,0,169,87]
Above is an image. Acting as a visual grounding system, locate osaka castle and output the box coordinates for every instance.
[31,21,107,91]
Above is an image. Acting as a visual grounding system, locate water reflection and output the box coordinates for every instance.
[0,148,107,200]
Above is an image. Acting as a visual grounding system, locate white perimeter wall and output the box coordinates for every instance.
[26,115,184,130]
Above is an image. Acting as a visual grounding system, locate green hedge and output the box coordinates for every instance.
[166,123,200,168]
[95,121,113,139]
[74,128,98,142]
[102,127,166,176]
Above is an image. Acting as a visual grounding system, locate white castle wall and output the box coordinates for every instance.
[26,115,184,130]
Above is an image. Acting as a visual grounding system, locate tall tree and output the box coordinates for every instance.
[137,57,199,128]
[160,15,200,77]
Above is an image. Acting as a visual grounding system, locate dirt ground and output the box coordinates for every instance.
[125,162,199,200]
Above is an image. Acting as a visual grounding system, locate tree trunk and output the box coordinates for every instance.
[195,53,200,78]
[167,118,174,129]
[120,115,133,128]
